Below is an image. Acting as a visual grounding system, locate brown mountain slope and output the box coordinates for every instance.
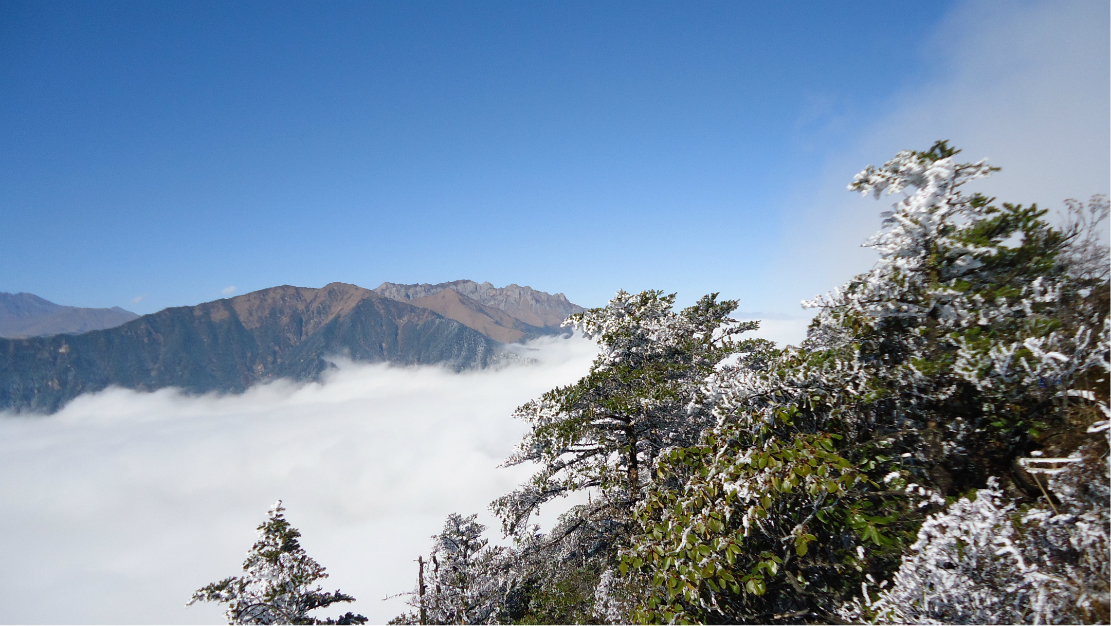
[409,289,539,343]
[216,282,377,335]
[374,280,585,329]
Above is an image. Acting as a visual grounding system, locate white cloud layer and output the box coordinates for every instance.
[0,335,599,624]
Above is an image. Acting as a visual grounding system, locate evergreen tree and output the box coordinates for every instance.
[492,290,759,536]
[622,142,1109,623]
[394,513,506,625]
[487,290,764,621]
[423,513,505,625]
[189,501,367,625]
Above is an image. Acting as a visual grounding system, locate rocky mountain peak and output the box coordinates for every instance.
[218,283,377,336]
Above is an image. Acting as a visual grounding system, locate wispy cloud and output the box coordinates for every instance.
[221,286,237,296]
[132,295,146,304]
[0,336,599,623]
[772,0,1109,310]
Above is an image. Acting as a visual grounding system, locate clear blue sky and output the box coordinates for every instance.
[2,0,1107,315]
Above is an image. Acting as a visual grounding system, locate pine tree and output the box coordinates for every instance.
[485,290,765,622]
[402,513,505,625]
[188,501,367,625]
[492,290,760,537]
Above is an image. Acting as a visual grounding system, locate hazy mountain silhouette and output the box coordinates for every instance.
[0,293,139,338]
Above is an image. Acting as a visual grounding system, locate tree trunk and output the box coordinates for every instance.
[418,556,427,625]
[624,423,639,502]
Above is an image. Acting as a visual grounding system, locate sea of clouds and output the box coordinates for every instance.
[0,321,806,624]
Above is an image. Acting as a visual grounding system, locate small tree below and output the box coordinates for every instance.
[188,501,367,625]
[418,513,505,625]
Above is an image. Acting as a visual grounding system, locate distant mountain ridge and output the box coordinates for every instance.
[375,280,585,328]
[0,280,584,414]
[408,289,541,344]
[0,293,138,338]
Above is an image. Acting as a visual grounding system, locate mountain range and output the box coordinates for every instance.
[0,280,585,414]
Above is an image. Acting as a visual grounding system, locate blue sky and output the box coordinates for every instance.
[1,0,1107,316]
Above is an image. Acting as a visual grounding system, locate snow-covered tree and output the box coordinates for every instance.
[420,141,1108,624]
[189,501,366,625]
[492,290,760,537]
[844,423,1109,624]
[622,142,1109,623]
[496,502,652,624]
[392,509,611,624]
[482,291,765,622]
[402,513,506,625]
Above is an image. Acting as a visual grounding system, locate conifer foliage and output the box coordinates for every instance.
[189,501,366,625]
[492,290,758,537]
[418,514,506,625]
[487,290,764,622]
[622,142,1109,624]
